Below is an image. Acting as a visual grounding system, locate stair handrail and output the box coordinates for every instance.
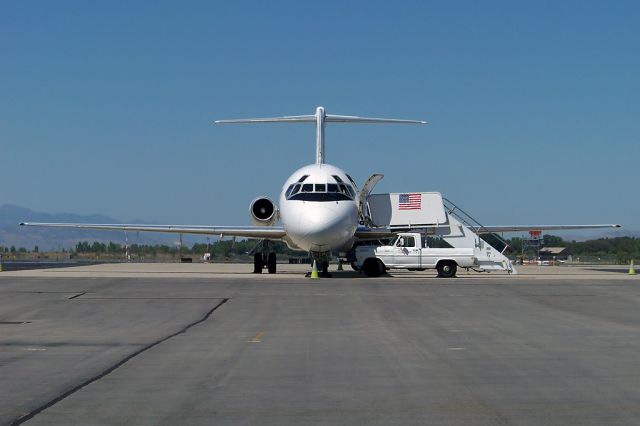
[442,197,511,254]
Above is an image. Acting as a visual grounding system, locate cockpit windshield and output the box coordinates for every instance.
[285,181,356,202]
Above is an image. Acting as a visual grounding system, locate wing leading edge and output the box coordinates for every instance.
[19,222,287,239]
[477,224,621,234]
[354,224,621,240]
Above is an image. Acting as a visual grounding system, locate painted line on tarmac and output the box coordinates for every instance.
[248,331,265,343]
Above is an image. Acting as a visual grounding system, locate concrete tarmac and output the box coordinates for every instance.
[1,264,639,425]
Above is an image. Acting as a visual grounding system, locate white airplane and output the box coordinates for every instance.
[21,106,621,275]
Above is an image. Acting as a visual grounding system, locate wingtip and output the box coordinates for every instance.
[19,222,26,226]
[614,224,622,228]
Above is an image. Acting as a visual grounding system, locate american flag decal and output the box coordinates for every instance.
[399,193,421,210]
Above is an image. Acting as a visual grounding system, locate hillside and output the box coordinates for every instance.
[0,205,188,251]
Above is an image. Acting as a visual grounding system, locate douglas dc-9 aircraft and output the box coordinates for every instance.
[21,107,620,275]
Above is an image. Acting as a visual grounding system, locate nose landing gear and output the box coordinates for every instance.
[253,240,277,274]
[306,251,332,278]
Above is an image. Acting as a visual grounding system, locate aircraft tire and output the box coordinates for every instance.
[253,253,262,274]
[436,261,457,278]
[267,252,277,274]
[363,258,383,277]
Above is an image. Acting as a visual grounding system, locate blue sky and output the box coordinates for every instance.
[1,1,638,233]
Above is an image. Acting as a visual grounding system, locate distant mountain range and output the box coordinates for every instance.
[0,204,193,251]
[0,204,637,251]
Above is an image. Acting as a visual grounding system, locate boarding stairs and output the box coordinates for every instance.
[364,191,516,274]
[439,198,516,274]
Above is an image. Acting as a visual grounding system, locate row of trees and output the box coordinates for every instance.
[73,239,299,258]
[3,236,639,260]
[0,246,32,254]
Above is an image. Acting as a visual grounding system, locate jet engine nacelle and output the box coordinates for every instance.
[250,197,279,226]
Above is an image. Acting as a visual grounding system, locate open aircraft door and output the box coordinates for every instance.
[358,174,384,225]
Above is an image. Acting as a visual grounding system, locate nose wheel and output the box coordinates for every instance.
[253,240,277,274]
[306,252,332,278]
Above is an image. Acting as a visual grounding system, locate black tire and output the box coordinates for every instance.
[350,261,360,271]
[267,252,277,274]
[436,261,457,278]
[253,253,262,274]
[363,258,384,277]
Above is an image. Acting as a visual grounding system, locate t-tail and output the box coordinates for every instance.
[214,106,426,164]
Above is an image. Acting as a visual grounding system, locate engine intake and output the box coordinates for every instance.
[250,197,279,226]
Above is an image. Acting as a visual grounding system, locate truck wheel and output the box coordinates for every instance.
[253,253,262,274]
[363,258,384,277]
[437,261,457,278]
[350,261,360,272]
[267,253,277,274]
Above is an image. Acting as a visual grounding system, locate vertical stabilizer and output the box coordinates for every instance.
[315,106,326,164]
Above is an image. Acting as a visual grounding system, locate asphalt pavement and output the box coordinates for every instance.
[1,270,639,425]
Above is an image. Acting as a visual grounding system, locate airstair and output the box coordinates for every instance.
[365,191,516,274]
[439,198,516,274]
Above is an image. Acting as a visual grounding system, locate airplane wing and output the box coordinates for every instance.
[354,224,621,239]
[477,224,621,234]
[19,222,287,239]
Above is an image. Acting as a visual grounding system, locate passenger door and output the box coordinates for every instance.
[394,235,421,267]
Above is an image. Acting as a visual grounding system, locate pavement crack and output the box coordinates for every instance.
[67,292,86,300]
[10,298,229,426]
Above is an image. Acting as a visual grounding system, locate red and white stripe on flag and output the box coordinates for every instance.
[398,193,421,210]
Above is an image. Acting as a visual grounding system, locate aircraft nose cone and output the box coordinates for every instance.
[281,199,359,252]
[301,217,337,244]
[299,205,355,247]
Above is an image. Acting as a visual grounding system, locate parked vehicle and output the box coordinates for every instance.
[354,232,477,277]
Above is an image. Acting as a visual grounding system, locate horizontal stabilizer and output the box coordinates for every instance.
[215,114,426,125]
[215,115,316,124]
[325,115,426,124]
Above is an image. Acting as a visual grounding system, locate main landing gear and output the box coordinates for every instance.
[253,240,277,274]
